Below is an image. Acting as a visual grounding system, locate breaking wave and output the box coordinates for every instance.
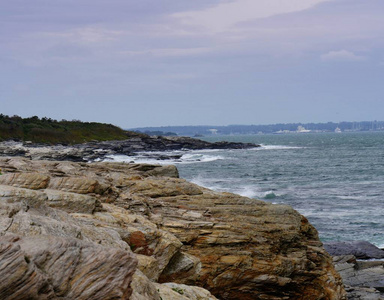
[101,151,224,165]
[256,145,304,150]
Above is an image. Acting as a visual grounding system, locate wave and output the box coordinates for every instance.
[180,153,224,163]
[101,152,224,165]
[189,176,281,200]
[255,144,304,150]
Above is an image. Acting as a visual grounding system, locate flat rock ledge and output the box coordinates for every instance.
[325,242,384,300]
[0,157,346,299]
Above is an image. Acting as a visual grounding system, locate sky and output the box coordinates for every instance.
[1,0,384,128]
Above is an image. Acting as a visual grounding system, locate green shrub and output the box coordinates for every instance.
[0,114,132,144]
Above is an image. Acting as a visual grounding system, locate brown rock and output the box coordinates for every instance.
[0,235,55,300]
[44,189,101,214]
[140,181,346,300]
[159,251,202,284]
[130,270,162,300]
[48,176,100,194]
[0,234,137,300]
[127,177,203,198]
[0,185,129,250]
[0,157,346,299]
[71,203,185,281]
[0,172,50,189]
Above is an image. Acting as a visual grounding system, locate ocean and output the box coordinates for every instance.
[105,132,384,247]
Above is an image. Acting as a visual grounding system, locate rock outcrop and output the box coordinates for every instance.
[0,234,137,300]
[0,135,259,162]
[324,241,384,259]
[326,242,384,299]
[0,157,346,299]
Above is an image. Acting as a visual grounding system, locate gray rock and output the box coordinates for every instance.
[0,135,259,162]
[332,255,384,299]
[324,241,384,259]
[344,285,384,300]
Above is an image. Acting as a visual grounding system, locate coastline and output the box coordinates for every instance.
[0,134,383,299]
[0,156,346,299]
[0,136,259,162]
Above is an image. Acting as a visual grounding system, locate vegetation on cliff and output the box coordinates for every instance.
[0,114,136,144]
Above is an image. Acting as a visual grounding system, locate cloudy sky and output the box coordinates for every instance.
[1,0,384,128]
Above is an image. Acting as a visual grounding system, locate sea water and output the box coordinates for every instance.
[107,132,384,247]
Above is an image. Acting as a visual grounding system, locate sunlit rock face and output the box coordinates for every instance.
[0,157,346,300]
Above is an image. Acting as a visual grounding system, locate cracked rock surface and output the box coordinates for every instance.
[0,157,346,299]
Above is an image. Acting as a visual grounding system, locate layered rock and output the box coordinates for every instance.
[327,242,384,299]
[0,157,346,299]
[0,234,137,300]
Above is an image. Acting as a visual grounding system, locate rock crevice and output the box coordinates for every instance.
[0,157,346,299]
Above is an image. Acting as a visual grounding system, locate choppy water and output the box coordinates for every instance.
[107,132,384,247]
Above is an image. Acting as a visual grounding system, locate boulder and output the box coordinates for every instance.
[71,203,186,281]
[125,177,346,299]
[130,270,162,300]
[0,234,137,300]
[324,241,384,259]
[159,251,202,284]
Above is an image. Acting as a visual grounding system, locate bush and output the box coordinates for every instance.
[0,114,131,144]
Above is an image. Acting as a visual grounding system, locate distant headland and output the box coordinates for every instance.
[0,114,258,161]
[132,120,384,137]
[0,114,130,144]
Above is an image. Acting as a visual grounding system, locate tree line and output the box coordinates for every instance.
[0,114,130,144]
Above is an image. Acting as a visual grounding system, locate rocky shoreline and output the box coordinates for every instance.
[0,156,346,299]
[324,241,384,299]
[0,135,259,162]
[0,136,382,299]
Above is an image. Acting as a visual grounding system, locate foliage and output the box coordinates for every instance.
[0,114,132,144]
[171,287,184,295]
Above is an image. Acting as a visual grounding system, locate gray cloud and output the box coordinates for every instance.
[321,50,366,62]
[1,0,384,127]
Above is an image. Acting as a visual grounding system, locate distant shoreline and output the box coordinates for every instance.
[132,120,384,137]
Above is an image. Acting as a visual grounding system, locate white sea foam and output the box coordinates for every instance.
[102,151,224,165]
[190,176,217,190]
[188,177,279,200]
[234,186,260,198]
[180,153,224,163]
[235,188,280,199]
[256,144,304,150]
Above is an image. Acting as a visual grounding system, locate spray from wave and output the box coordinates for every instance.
[190,175,280,200]
[101,151,224,165]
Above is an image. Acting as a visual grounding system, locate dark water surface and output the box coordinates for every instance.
[176,132,384,246]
